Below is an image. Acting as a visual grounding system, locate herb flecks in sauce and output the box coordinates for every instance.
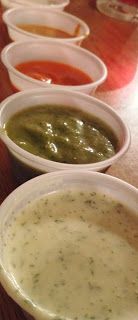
[6,105,118,164]
[4,190,138,320]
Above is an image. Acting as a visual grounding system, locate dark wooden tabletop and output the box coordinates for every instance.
[0,0,138,319]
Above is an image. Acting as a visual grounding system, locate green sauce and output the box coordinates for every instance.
[5,105,118,164]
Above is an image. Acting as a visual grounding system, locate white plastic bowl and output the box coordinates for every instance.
[1,39,107,95]
[0,170,137,320]
[0,88,130,178]
[1,0,70,11]
[2,7,90,45]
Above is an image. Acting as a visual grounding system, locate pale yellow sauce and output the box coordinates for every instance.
[3,190,138,320]
[16,24,74,38]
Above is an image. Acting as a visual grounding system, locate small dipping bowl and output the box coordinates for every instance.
[1,39,107,95]
[0,88,130,182]
[2,7,90,45]
[0,170,137,320]
[1,0,70,11]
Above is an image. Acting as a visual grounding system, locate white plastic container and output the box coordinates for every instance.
[1,39,107,95]
[1,0,70,11]
[0,170,137,320]
[0,88,130,178]
[2,7,90,45]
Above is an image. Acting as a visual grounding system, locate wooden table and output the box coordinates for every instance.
[0,0,138,319]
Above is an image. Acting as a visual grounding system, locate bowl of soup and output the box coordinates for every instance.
[1,0,69,11]
[0,170,138,320]
[1,39,107,94]
[2,7,90,45]
[0,88,130,182]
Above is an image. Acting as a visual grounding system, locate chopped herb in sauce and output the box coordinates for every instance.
[3,189,138,320]
[6,105,118,164]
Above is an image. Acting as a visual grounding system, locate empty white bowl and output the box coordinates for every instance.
[2,7,90,45]
[1,39,107,94]
[0,88,130,180]
[0,170,137,320]
[1,0,70,11]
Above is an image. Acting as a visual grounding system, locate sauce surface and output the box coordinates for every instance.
[15,61,92,85]
[16,24,76,38]
[3,189,138,320]
[5,105,117,164]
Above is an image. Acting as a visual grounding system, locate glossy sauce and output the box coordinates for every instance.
[16,24,78,38]
[15,61,92,85]
[3,190,138,320]
[5,105,117,164]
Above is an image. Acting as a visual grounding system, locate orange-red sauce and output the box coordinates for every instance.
[16,24,75,38]
[15,61,92,86]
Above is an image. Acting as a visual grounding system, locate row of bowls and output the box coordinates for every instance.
[0,2,138,320]
[1,5,107,94]
[0,2,130,178]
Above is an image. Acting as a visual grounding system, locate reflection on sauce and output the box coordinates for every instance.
[3,190,138,320]
[15,60,92,85]
[6,105,117,164]
[16,24,75,38]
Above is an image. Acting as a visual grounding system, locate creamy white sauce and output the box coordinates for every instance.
[3,190,138,320]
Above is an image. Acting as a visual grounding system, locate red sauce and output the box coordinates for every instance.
[15,61,92,86]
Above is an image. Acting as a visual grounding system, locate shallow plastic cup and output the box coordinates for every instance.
[2,7,90,45]
[1,39,107,94]
[0,170,137,320]
[0,88,130,181]
[1,0,70,11]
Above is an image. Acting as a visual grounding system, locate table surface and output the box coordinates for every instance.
[0,0,138,319]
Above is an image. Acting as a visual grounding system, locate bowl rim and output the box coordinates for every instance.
[1,0,70,10]
[0,87,130,171]
[1,38,108,90]
[0,170,138,204]
[2,6,90,43]
[0,169,137,319]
